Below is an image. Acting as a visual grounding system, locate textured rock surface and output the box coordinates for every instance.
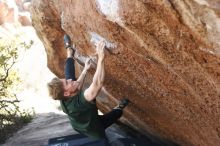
[31,0,220,146]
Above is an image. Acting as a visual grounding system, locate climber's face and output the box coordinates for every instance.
[60,79,80,97]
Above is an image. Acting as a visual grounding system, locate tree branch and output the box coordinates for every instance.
[0,60,16,82]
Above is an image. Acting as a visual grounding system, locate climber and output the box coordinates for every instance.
[47,34,130,141]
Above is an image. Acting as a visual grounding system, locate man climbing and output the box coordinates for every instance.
[47,34,129,140]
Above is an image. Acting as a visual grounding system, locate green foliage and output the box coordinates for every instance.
[0,36,34,144]
[0,107,35,144]
[0,37,32,98]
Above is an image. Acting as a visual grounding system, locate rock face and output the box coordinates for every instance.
[30,0,220,146]
[0,0,31,26]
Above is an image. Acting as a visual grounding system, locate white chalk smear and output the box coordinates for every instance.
[90,32,117,49]
[96,0,124,26]
[194,0,209,6]
[199,47,215,55]
[60,11,65,30]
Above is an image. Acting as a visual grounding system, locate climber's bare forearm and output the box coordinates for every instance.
[76,68,87,90]
[84,57,105,101]
[84,40,105,101]
[76,58,92,90]
[92,57,105,88]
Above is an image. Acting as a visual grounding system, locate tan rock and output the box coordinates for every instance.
[0,1,16,24]
[23,2,31,11]
[30,0,220,146]
[18,13,31,26]
[0,0,32,26]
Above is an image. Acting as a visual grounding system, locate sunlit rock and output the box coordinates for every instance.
[30,0,220,146]
[0,0,31,26]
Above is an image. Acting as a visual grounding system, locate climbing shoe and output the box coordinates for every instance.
[64,34,76,57]
[115,98,130,110]
[64,34,73,49]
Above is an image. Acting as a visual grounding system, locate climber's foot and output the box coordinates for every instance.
[114,98,130,110]
[64,34,72,49]
[64,34,75,56]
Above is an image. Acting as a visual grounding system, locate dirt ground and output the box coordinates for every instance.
[4,113,76,146]
[3,112,134,146]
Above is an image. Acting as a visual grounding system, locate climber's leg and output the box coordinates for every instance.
[99,98,130,129]
[99,109,122,129]
[64,34,76,80]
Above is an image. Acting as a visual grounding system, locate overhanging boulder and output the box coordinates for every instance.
[30,0,220,146]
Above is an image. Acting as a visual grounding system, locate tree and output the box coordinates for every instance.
[0,36,34,144]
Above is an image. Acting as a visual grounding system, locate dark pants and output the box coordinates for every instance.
[99,109,122,129]
[65,58,76,80]
[64,57,122,129]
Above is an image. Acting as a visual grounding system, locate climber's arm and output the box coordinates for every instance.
[84,41,105,102]
[76,58,92,90]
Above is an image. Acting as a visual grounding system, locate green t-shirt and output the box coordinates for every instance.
[60,90,106,140]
